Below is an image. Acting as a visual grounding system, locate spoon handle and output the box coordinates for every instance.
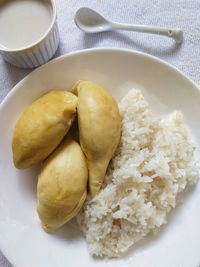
[111,22,183,43]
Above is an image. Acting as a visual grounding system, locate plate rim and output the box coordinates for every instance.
[0,47,200,112]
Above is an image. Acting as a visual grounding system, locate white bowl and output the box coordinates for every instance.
[0,48,200,267]
[0,0,59,69]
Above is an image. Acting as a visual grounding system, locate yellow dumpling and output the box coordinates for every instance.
[37,135,88,232]
[72,80,121,197]
[12,90,77,169]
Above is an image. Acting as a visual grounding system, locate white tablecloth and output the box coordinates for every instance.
[0,0,200,266]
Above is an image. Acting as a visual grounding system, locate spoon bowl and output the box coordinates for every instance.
[75,7,112,33]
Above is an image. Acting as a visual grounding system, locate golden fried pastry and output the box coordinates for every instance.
[12,90,77,169]
[72,80,121,197]
[37,135,88,232]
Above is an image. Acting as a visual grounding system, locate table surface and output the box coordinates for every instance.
[1,0,200,266]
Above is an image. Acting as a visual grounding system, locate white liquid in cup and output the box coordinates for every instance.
[0,0,53,50]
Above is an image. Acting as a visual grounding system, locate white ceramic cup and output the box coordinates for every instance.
[0,0,59,69]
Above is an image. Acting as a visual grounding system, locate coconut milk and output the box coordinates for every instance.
[0,0,53,49]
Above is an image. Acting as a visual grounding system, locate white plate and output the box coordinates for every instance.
[0,48,200,267]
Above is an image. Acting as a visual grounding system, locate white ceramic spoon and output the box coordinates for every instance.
[75,7,183,43]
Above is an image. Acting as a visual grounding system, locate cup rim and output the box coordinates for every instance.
[0,0,57,53]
